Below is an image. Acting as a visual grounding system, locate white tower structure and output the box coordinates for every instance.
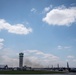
[19,53,24,68]
[67,62,69,69]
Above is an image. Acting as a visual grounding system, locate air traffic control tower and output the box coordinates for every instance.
[19,53,24,68]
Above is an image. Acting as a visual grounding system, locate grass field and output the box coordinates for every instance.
[0,70,67,74]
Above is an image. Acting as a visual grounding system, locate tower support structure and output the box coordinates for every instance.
[19,53,24,68]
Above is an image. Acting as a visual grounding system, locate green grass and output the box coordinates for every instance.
[0,70,67,74]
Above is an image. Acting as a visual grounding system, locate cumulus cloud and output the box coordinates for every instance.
[1,49,75,68]
[0,19,32,35]
[67,55,75,59]
[24,50,59,59]
[0,38,4,49]
[0,48,18,67]
[43,6,76,26]
[24,50,59,68]
[0,49,60,67]
[1,55,18,67]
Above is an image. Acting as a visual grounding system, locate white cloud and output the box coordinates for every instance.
[0,48,18,67]
[24,50,44,55]
[1,55,18,67]
[0,49,60,67]
[57,45,62,50]
[0,19,32,35]
[73,59,76,62]
[24,50,59,68]
[31,8,37,13]
[43,5,53,13]
[67,55,75,59]
[0,49,76,68]
[43,6,76,26]
[64,46,71,49]
[0,38,4,49]
[57,45,71,50]
[44,7,50,12]
[0,38,4,42]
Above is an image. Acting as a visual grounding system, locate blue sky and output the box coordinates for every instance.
[0,0,76,68]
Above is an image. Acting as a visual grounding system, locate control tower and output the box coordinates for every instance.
[19,53,24,68]
[67,62,69,69]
